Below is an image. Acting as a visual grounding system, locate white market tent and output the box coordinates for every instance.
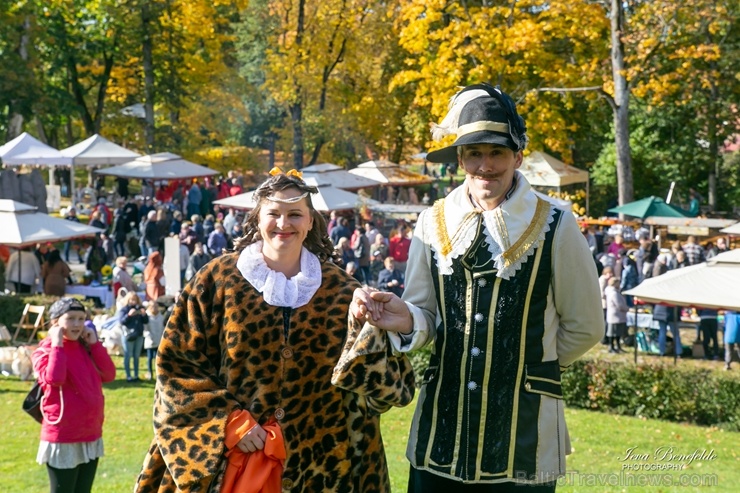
[214,179,377,212]
[300,163,381,190]
[95,152,218,180]
[623,249,740,311]
[720,222,740,235]
[0,199,104,247]
[348,160,434,186]
[60,134,141,197]
[520,151,589,214]
[0,132,72,167]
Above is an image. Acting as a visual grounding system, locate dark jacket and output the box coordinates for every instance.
[119,305,149,339]
[377,268,404,297]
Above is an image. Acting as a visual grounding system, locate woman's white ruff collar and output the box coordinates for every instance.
[236,242,322,308]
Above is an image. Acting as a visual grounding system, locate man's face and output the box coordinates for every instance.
[458,143,522,209]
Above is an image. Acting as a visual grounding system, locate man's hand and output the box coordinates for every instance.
[237,423,267,453]
[351,288,413,334]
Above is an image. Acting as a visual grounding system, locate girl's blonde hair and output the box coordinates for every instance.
[124,291,141,306]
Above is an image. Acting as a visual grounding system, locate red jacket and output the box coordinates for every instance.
[389,235,411,263]
[32,338,116,443]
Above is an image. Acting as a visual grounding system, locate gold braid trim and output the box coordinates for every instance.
[432,200,452,257]
[500,198,551,269]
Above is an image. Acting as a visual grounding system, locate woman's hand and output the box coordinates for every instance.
[237,423,267,453]
[351,288,413,334]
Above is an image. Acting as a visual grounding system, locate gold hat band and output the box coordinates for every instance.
[456,121,510,137]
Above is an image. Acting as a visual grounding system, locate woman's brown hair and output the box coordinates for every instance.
[234,174,338,262]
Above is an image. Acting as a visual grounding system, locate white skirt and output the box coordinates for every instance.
[36,438,104,469]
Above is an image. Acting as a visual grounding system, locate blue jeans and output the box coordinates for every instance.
[658,321,682,356]
[124,336,144,379]
[146,348,158,376]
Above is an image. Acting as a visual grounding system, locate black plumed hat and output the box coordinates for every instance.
[426,83,528,163]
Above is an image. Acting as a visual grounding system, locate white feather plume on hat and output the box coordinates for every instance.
[431,89,491,142]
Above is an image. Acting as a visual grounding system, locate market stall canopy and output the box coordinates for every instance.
[720,222,740,235]
[213,179,377,212]
[0,132,72,166]
[95,152,218,180]
[520,151,589,187]
[300,163,381,190]
[623,249,740,311]
[348,160,434,186]
[643,216,736,237]
[0,199,104,247]
[60,134,141,166]
[608,196,688,220]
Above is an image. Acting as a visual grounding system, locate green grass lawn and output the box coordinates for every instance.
[1,355,736,492]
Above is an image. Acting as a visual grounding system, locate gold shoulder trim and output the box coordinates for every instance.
[432,199,452,257]
[500,198,551,269]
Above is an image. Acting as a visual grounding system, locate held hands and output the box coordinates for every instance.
[351,288,413,334]
[236,423,267,453]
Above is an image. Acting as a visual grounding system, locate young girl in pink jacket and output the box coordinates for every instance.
[31,298,117,493]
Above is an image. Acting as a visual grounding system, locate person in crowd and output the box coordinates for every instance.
[667,241,682,269]
[97,198,113,226]
[178,222,199,255]
[169,211,183,236]
[704,241,718,259]
[326,210,338,236]
[723,311,740,371]
[6,248,42,293]
[687,189,701,217]
[388,222,411,274]
[41,250,72,297]
[112,256,137,298]
[605,276,628,353]
[190,214,205,243]
[371,233,389,259]
[202,214,216,239]
[653,302,682,358]
[329,216,352,246]
[111,208,128,258]
[635,232,657,283]
[144,251,166,303]
[207,223,228,257]
[334,237,354,268]
[715,237,729,254]
[222,208,237,239]
[143,302,165,380]
[85,238,108,284]
[581,226,597,255]
[187,242,212,281]
[674,250,689,269]
[682,235,705,265]
[652,252,670,278]
[138,197,154,226]
[119,292,148,382]
[351,83,603,492]
[230,220,244,242]
[176,234,190,285]
[344,260,362,282]
[89,210,107,233]
[598,265,613,343]
[64,208,83,264]
[351,223,372,285]
[364,221,380,245]
[187,180,202,218]
[698,308,719,361]
[31,298,116,493]
[142,210,159,255]
[155,209,171,252]
[122,197,140,236]
[34,242,53,267]
[620,251,639,307]
[606,234,625,257]
[135,171,413,492]
[376,256,404,297]
[368,250,386,284]
[100,232,115,264]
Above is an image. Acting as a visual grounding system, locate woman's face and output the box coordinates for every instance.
[258,188,314,258]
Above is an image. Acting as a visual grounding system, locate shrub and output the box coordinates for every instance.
[562,359,740,430]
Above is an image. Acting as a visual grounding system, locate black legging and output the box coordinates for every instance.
[46,458,98,493]
[409,467,556,493]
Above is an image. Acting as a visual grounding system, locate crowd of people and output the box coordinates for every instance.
[593,227,735,368]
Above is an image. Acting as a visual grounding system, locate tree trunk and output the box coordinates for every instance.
[141,3,156,152]
[611,0,634,205]
[7,16,31,140]
[290,102,304,169]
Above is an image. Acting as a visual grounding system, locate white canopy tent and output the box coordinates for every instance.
[214,179,377,212]
[95,152,218,180]
[0,132,72,167]
[348,160,434,186]
[60,134,141,198]
[520,151,589,214]
[0,199,105,247]
[720,222,740,235]
[623,249,740,311]
[300,163,381,190]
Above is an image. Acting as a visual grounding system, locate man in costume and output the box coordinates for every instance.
[353,83,603,492]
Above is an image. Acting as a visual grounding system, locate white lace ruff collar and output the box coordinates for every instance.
[236,241,322,308]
